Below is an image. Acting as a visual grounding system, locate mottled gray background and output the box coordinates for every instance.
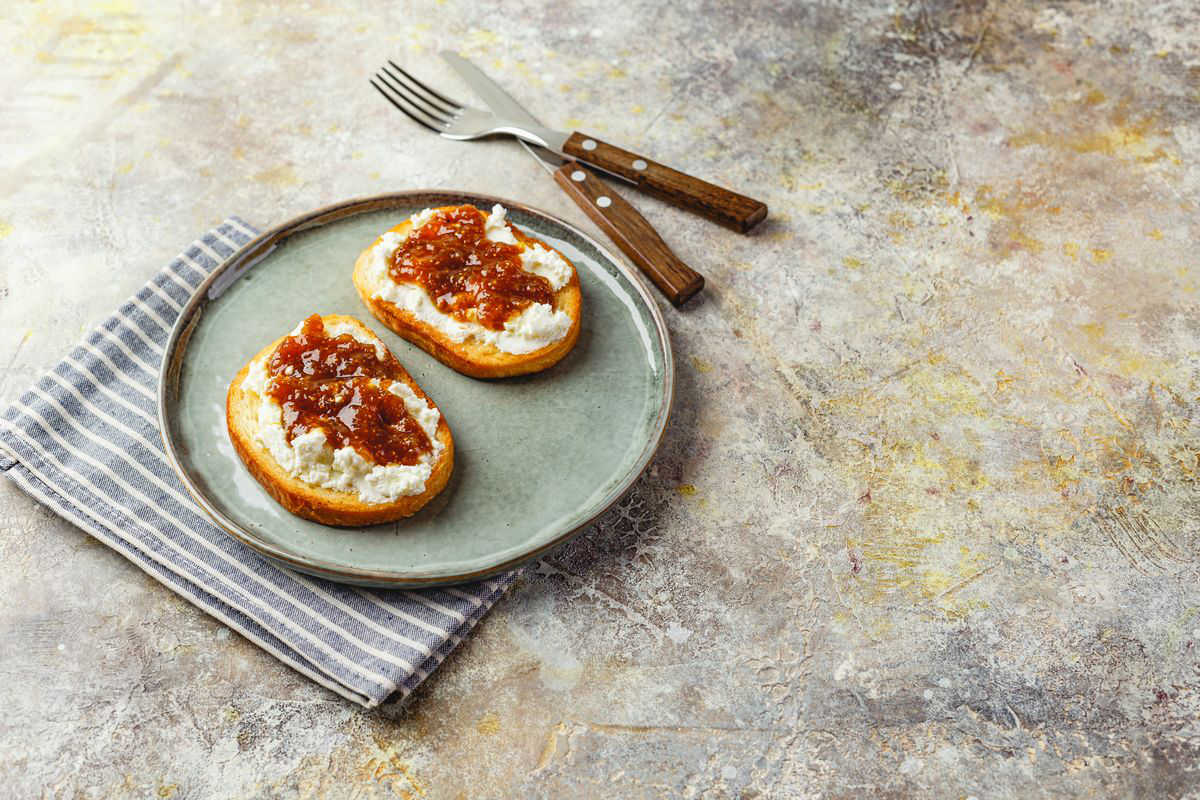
[2,0,1200,797]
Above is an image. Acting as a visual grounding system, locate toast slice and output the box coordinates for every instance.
[352,204,582,379]
[226,314,454,526]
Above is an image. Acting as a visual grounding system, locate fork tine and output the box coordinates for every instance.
[380,64,459,120]
[369,78,442,133]
[373,72,451,129]
[386,60,463,112]
[376,70,454,126]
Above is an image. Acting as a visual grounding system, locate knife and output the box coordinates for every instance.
[441,51,705,307]
[443,54,767,234]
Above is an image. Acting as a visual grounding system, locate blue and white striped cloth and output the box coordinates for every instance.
[0,218,517,707]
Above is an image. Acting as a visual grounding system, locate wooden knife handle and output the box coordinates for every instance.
[553,163,704,307]
[562,132,768,233]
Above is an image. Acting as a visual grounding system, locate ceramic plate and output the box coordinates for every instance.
[159,191,673,587]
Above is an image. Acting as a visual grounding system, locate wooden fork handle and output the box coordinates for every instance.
[562,132,768,233]
[553,163,704,307]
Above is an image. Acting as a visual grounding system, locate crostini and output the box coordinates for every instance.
[226,313,454,526]
[353,204,582,378]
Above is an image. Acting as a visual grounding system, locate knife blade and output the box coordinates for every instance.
[440,51,705,307]
[439,52,566,171]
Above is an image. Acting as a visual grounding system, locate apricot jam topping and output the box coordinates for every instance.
[387,205,555,330]
[266,315,432,466]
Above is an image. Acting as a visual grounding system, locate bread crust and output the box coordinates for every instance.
[352,207,582,379]
[225,314,454,526]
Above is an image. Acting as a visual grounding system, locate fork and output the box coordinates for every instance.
[372,62,708,306]
[369,62,767,234]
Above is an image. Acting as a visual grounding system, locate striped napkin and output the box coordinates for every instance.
[0,218,517,707]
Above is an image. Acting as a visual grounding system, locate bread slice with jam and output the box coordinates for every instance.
[352,204,582,379]
[226,314,454,526]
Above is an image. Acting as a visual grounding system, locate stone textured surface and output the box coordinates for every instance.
[3,0,1200,797]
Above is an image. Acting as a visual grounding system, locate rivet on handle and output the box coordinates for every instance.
[596,196,612,208]
[633,159,648,170]
[571,170,586,182]
[581,139,597,151]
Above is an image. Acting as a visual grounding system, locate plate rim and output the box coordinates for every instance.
[157,190,675,586]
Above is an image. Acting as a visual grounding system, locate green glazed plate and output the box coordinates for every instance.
[159,191,673,587]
